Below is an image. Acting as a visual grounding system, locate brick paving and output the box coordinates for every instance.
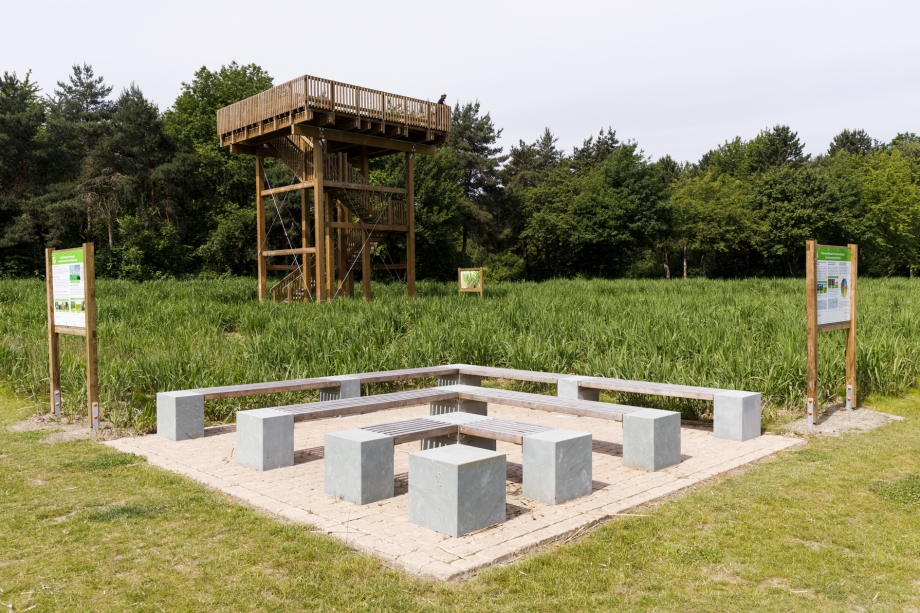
[105,403,800,580]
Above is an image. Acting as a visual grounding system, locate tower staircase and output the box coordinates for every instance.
[263,136,406,302]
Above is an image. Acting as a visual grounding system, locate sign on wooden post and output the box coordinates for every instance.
[46,243,99,430]
[805,241,857,426]
[458,268,484,297]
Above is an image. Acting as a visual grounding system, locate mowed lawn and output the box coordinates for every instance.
[1,387,919,612]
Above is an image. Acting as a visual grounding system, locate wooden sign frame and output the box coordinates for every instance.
[46,243,99,430]
[805,241,857,425]
[458,267,484,297]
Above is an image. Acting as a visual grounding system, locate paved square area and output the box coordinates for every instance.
[105,403,800,580]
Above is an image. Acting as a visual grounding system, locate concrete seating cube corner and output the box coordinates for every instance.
[408,444,506,537]
[557,376,600,402]
[713,391,762,442]
[318,375,362,401]
[523,429,593,504]
[236,408,294,471]
[622,409,681,472]
[324,429,395,505]
[156,391,204,441]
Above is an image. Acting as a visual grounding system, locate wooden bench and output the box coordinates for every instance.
[326,414,591,506]
[158,363,759,444]
[237,385,680,475]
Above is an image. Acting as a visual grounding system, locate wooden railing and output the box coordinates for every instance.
[217,75,451,142]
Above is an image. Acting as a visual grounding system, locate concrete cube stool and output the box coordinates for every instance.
[713,391,762,442]
[422,412,495,451]
[319,375,361,401]
[156,391,204,441]
[623,409,681,472]
[408,444,506,537]
[523,429,593,504]
[557,376,600,402]
[236,408,294,471]
[324,429,394,505]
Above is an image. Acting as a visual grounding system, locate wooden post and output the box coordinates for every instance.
[83,242,99,428]
[337,200,346,296]
[313,141,326,302]
[325,193,334,298]
[301,151,312,302]
[45,248,60,415]
[805,240,818,406]
[406,152,416,298]
[361,146,369,185]
[256,154,268,301]
[362,231,372,301]
[847,243,858,406]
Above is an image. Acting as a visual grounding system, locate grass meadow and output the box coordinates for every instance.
[1,277,919,429]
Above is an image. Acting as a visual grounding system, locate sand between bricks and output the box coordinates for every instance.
[105,402,800,580]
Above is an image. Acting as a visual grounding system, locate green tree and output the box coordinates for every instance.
[828,128,874,157]
[749,125,808,173]
[0,70,52,274]
[449,101,507,255]
[567,144,671,278]
[858,149,920,273]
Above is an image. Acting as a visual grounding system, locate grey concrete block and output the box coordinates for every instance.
[623,409,681,472]
[523,429,593,505]
[156,391,204,441]
[408,444,506,537]
[319,376,362,401]
[236,409,294,471]
[437,373,482,387]
[422,412,495,451]
[713,391,762,442]
[429,397,488,417]
[324,429,394,505]
[557,376,600,402]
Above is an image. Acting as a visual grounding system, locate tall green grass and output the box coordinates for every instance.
[1,277,918,429]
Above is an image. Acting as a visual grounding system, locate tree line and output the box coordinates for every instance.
[2,62,918,281]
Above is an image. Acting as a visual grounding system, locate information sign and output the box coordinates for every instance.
[458,268,484,297]
[816,247,851,326]
[46,243,99,429]
[805,241,858,426]
[51,248,86,328]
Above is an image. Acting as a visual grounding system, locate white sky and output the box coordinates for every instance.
[5,0,919,164]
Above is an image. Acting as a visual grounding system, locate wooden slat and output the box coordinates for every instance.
[577,377,721,401]
[818,321,850,333]
[353,365,458,384]
[260,247,316,257]
[275,388,458,422]
[459,418,555,445]
[448,384,643,422]
[54,325,86,337]
[361,418,457,446]
[191,377,341,401]
[456,365,567,384]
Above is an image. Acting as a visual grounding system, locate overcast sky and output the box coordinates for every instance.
[5,0,918,163]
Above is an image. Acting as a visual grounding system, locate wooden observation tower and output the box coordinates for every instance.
[217,75,450,302]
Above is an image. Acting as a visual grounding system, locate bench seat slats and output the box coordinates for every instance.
[361,417,457,446]
[456,365,565,384]
[354,366,458,384]
[458,418,555,445]
[192,377,341,400]
[275,388,457,422]
[450,385,642,422]
[578,377,721,401]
